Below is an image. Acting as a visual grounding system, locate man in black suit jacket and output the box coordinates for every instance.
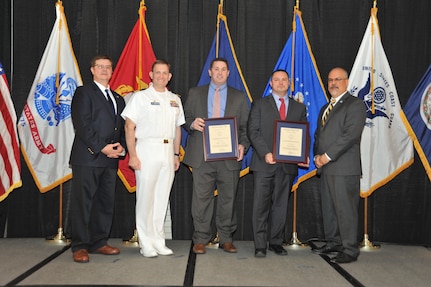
[248,70,308,258]
[183,58,250,254]
[69,55,126,263]
[313,67,366,263]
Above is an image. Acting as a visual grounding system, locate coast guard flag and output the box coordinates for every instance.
[17,2,82,192]
[109,2,156,192]
[195,10,253,177]
[262,8,327,191]
[0,63,22,201]
[401,65,431,181]
[348,7,413,197]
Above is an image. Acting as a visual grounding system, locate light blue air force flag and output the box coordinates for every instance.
[262,10,327,190]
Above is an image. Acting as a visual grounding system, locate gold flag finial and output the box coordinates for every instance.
[219,0,224,15]
[373,0,377,8]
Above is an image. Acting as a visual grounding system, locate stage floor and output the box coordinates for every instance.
[1,238,430,287]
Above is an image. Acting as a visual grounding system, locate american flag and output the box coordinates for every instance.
[0,62,22,201]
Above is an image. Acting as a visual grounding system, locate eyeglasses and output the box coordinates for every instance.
[94,64,112,70]
[328,78,347,83]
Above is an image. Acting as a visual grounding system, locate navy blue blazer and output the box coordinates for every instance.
[70,82,126,169]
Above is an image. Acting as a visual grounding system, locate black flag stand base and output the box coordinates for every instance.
[124,229,139,246]
[285,231,308,249]
[46,227,69,245]
[360,233,380,251]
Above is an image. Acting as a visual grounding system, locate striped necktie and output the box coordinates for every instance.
[322,98,336,126]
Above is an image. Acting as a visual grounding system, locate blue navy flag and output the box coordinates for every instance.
[262,8,327,190]
[183,11,253,177]
[401,65,431,181]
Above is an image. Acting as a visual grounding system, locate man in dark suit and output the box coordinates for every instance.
[69,55,126,263]
[248,70,308,258]
[183,58,250,254]
[313,67,366,263]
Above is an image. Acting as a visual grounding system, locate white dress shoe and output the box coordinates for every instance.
[140,248,158,258]
[154,245,173,256]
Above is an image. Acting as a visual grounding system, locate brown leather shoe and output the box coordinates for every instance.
[192,243,206,254]
[219,242,237,253]
[95,245,120,255]
[73,249,89,263]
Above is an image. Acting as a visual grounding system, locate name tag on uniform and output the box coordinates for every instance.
[151,100,160,105]
[170,100,179,107]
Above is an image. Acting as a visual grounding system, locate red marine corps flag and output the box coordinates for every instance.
[17,1,82,192]
[109,0,156,192]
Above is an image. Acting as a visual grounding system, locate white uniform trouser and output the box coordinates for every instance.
[135,138,174,252]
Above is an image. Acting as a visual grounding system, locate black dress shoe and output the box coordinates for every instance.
[331,252,357,263]
[311,244,343,254]
[268,244,287,256]
[254,248,266,258]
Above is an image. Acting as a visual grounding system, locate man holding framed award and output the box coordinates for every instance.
[183,58,250,255]
[247,69,308,258]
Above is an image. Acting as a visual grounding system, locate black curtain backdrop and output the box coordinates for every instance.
[1,0,430,245]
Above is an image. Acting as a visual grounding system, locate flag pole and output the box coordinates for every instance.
[360,196,380,250]
[47,0,69,245]
[289,4,297,96]
[123,0,147,246]
[286,1,307,249]
[47,183,69,244]
[360,1,380,251]
[286,186,307,248]
[207,0,224,249]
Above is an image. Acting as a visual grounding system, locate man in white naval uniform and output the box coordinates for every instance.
[121,59,185,258]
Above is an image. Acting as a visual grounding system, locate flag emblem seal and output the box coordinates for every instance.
[351,72,389,128]
[420,83,431,129]
[34,73,76,126]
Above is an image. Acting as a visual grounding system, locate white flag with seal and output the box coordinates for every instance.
[348,7,413,197]
[17,2,82,192]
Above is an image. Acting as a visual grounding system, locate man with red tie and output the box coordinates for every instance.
[247,69,308,257]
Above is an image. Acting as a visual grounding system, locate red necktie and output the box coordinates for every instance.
[212,87,221,118]
[279,98,286,120]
